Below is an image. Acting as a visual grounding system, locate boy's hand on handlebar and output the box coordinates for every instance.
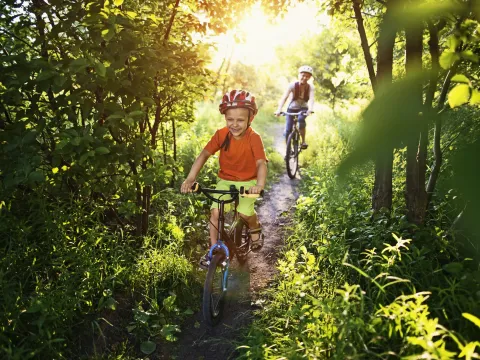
[306,110,314,116]
[274,111,281,117]
[181,179,195,193]
[248,185,264,194]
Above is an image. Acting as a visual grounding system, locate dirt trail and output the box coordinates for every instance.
[156,123,300,360]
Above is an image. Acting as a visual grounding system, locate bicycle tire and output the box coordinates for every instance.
[233,218,250,265]
[286,130,299,179]
[203,252,227,326]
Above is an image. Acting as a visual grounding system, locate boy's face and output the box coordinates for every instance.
[225,107,252,139]
[298,72,312,84]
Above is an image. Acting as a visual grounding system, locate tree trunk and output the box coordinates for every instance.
[142,185,150,236]
[161,121,167,164]
[352,0,377,92]
[164,0,180,42]
[371,0,399,213]
[426,66,457,205]
[135,181,143,237]
[405,18,427,225]
[425,18,462,207]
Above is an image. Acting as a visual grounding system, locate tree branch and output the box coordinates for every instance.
[164,0,181,42]
[0,29,40,52]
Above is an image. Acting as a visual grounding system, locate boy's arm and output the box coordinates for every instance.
[249,159,267,194]
[275,86,292,116]
[180,149,212,193]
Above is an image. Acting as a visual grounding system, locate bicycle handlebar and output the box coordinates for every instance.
[190,182,264,202]
[278,111,314,116]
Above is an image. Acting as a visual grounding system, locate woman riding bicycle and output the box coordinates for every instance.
[274,65,315,149]
[180,90,268,268]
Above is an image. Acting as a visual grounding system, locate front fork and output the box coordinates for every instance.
[207,241,230,292]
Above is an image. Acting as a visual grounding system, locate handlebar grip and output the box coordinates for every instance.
[191,182,200,193]
[239,186,264,198]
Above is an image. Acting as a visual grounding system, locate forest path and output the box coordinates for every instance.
[156,123,300,360]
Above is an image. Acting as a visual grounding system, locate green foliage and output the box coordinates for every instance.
[275,20,370,110]
[239,104,480,359]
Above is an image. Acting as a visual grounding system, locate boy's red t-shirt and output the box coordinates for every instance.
[204,127,268,181]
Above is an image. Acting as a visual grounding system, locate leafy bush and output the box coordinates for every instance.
[239,105,480,359]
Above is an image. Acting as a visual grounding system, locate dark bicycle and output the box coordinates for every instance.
[189,182,263,326]
[280,110,312,179]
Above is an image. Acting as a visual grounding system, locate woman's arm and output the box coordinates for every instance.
[275,85,293,115]
[307,84,315,115]
[180,149,212,193]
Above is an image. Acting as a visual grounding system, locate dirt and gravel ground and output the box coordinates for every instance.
[155,124,301,360]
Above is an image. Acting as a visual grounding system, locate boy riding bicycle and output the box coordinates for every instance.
[274,65,315,149]
[180,90,268,268]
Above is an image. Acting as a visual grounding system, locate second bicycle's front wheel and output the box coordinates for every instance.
[203,252,227,326]
[286,130,299,179]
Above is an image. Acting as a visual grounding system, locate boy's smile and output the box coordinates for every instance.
[225,108,253,139]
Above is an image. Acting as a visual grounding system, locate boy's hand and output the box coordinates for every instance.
[306,110,313,116]
[248,185,264,194]
[181,179,195,193]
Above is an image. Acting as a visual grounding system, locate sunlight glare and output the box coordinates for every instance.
[212,3,330,67]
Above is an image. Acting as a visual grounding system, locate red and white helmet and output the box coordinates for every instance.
[219,89,258,115]
[298,65,314,76]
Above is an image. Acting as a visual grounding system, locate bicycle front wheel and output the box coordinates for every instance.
[286,130,299,179]
[233,218,250,265]
[203,253,227,326]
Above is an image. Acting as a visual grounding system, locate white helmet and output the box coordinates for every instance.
[298,65,313,76]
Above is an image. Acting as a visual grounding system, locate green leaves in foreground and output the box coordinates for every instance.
[337,72,434,175]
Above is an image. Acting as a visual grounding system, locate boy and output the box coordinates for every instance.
[181,89,268,268]
[274,65,315,149]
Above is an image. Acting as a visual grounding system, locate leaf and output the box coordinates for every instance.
[36,71,56,82]
[451,74,469,84]
[52,167,59,174]
[95,147,110,155]
[448,84,470,108]
[442,262,463,274]
[458,342,479,359]
[183,308,194,315]
[69,58,88,73]
[461,50,479,63]
[463,313,480,328]
[124,116,134,126]
[28,171,45,183]
[470,89,480,105]
[141,97,156,106]
[101,28,115,41]
[114,0,124,5]
[128,110,144,118]
[95,62,106,77]
[439,51,460,70]
[140,341,156,355]
[103,297,117,310]
[126,11,137,18]
[106,114,124,121]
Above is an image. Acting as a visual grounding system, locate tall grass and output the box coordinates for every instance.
[0,99,289,359]
[238,102,480,359]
